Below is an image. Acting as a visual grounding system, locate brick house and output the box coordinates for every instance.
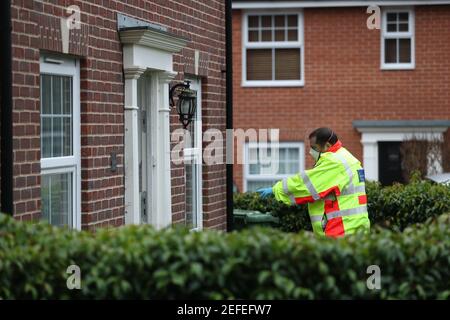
[232,0,450,191]
[0,0,228,231]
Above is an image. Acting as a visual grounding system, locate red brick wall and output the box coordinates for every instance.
[11,0,226,231]
[233,7,450,191]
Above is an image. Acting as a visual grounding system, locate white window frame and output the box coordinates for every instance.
[242,9,305,87]
[40,56,81,230]
[243,142,304,192]
[381,7,415,70]
[184,77,203,231]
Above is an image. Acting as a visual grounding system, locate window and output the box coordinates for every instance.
[244,142,304,192]
[381,8,415,69]
[243,11,304,86]
[184,77,203,230]
[40,56,80,229]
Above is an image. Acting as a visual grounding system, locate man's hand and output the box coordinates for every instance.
[256,187,273,198]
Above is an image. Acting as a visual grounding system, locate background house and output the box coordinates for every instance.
[232,0,450,191]
[0,0,227,231]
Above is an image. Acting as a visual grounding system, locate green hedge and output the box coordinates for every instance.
[234,178,450,232]
[0,213,449,299]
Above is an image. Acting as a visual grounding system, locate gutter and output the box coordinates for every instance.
[232,1,450,9]
[0,0,13,216]
[225,0,234,231]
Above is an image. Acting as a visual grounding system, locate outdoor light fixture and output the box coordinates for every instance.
[169,80,197,129]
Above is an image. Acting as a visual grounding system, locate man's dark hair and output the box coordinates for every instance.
[309,127,338,147]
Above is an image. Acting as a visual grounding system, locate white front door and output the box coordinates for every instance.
[184,77,203,230]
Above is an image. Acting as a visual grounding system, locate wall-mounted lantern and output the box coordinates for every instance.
[169,80,197,129]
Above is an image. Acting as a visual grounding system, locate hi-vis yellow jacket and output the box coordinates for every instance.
[273,141,370,237]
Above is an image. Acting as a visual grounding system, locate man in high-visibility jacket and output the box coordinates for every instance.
[257,127,370,237]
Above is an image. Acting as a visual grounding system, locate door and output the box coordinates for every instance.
[137,75,151,224]
[378,141,404,186]
[184,77,202,230]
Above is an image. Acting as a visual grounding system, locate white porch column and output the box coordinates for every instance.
[361,139,378,181]
[124,67,145,225]
[119,21,188,227]
[150,71,177,229]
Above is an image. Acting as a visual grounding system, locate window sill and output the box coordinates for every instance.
[242,80,304,88]
[380,63,415,70]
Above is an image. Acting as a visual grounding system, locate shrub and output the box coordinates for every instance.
[0,213,449,299]
[234,179,450,233]
[234,191,311,232]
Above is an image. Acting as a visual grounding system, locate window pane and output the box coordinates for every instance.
[247,146,300,176]
[398,12,408,22]
[398,23,408,32]
[387,23,397,32]
[287,29,298,41]
[289,161,299,173]
[63,77,72,114]
[278,162,286,174]
[248,15,259,28]
[260,163,274,175]
[41,75,52,114]
[247,49,272,80]
[279,148,286,160]
[249,163,260,175]
[287,15,297,27]
[287,148,300,173]
[281,148,300,174]
[250,147,274,175]
[249,147,260,174]
[52,117,62,157]
[275,29,285,41]
[261,15,272,28]
[247,180,278,192]
[41,175,51,223]
[399,38,411,63]
[274,15,285,28]
[63,117,72,156]
[261,30,272,42]
[41,172,73,228]
[288,148,299,161]
[185,163,198,229]
[275,49,301,80]
[42,117,52,158]
[387,13,397,22]
[248,147,258,164]
[385,39,397,63]
[248,30,259,42]
[52,76,62,114]
[40,74,73,158]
